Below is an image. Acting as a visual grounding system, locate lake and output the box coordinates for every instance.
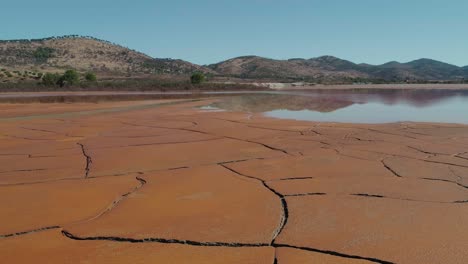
[211,89,468,124]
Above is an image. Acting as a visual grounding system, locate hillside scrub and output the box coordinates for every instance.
[85,72,97,82]
[191,72,206,84]
[0,78,262,92]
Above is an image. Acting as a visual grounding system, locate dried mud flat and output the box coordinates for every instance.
[1,98,468,264]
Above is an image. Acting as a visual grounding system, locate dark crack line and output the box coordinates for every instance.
[19,126,61,134]
[276,177,314,181]
[77,143,92,178]
[455,154,468,161]
[273,247,278,264]
[219,164,288,245]
[60,229,393,264]
[350,136,382,142]
[380,159,402,177]
[61,230,269,247]
[421,177,468,190]
[122,121,292,156]
[80,177,147,223]
[407,145,448,156]
[218,157,265,165]
[0,168,47,174]
[284,193,326,197]
[224,136,291,156]
[28,154,57,158]
[273,244,394,264]
[246,125,303,136]
[307,128,322,136]
[4,134,56,141]
[93,137,223,149]
[219,164,262,182]
[422,159,468,168]
[351,193,466,204]
[0,226,60,239]
[0,176,83,187]
[367,128,418,140]
[352,193,385,198]
[0,153,29,156]
[324,146,376,161]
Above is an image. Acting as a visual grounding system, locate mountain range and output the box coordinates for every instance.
[1,36,467,83]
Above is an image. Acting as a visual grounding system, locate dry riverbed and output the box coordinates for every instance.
[1,99,467,264]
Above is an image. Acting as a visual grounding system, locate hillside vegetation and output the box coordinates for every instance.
[0,35,212,81]
[1,35,467,87]
[208,56,468,83]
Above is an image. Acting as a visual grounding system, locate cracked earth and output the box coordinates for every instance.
[1,99,468,263]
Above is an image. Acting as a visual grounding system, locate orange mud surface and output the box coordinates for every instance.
[1,99,468,263]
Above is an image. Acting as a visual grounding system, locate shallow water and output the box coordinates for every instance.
[212,90,468,124]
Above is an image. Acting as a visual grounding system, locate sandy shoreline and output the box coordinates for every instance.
[0,99,467,264]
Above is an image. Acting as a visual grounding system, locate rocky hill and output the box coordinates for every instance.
[0,36,212,81]
[208,56,368,81]
[1,35,467,84]
[208,56,468,82]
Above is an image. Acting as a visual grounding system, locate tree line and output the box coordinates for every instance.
[42,70,96,87]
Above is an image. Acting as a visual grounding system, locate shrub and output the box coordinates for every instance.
[84,72,97,82]
[41,73,61,86]
[57,69,80,87]
[190,72,205,84]
[33,47,55,62]
[5,71,12,78]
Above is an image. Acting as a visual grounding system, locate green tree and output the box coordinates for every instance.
[190,72,205,84]
[33,47,55,63]
[41,73,61,86]
[85,72,97,82]
[58,69,80,87]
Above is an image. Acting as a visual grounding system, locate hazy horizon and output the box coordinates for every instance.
[2,0,467,66]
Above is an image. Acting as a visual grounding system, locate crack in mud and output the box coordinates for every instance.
[61,230,269,247]
[351,193,466,204]
[455,153,468,161]
[352,193,385,198]
[223,136,292,156]
[366,128,418,140]
[219,164,288,245]
[90,137,224,149]
[380,159,402,177]
[421,177,468,190]
[273,244,394,264]
[0,168,47,174]
[276,177,314,181]
[19,126,61,134]
[284,193,327,197]
[421,159,468,168]
[122,121,292,156]
[0,226,60,239]
[78,177,147,224]
[324,146,376,161]
[407,145,450,157]
[77,143,92,178]
[217,157,265,165]
[246,125,304,136]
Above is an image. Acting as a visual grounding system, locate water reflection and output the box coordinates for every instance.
[212,90,468,124]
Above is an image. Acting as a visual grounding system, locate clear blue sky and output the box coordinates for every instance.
[2,0,467,66]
